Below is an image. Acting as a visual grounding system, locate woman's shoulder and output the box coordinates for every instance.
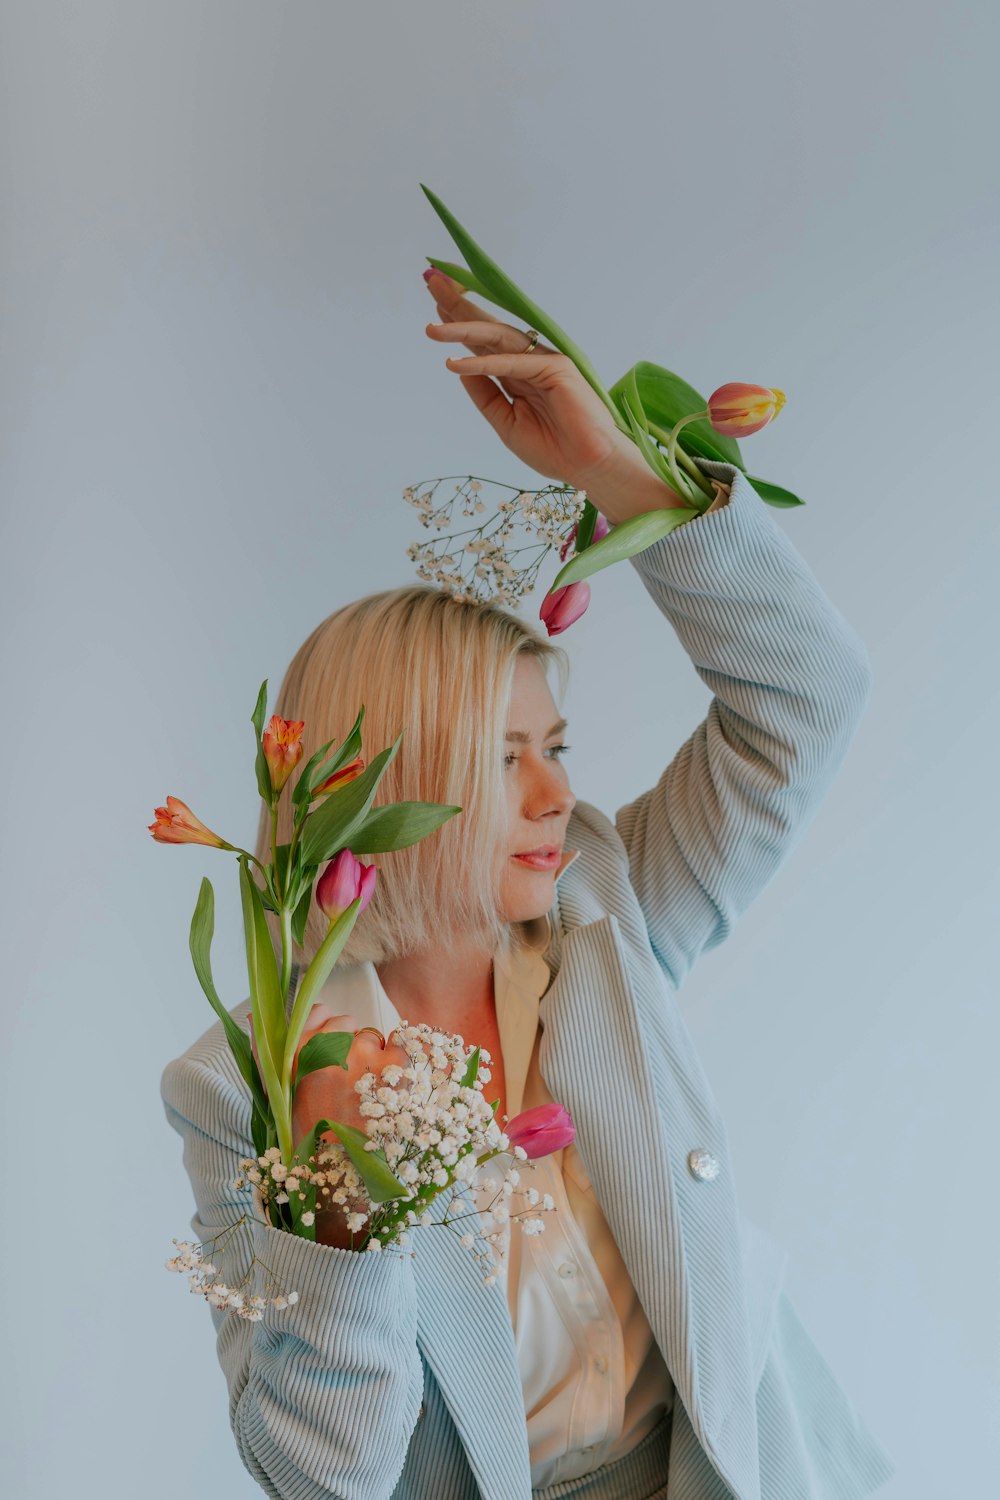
[159,999,252,1132]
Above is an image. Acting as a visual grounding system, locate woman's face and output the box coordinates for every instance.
[499,655,577,923]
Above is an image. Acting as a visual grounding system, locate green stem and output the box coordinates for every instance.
[645,420,715,499]
[271,807,281,901]
[280,902,363,1151]
[666,411,710,506]
[220,841,269,880]
[279,904,293,1009]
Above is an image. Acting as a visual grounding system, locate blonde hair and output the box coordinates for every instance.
[255,585,569,970]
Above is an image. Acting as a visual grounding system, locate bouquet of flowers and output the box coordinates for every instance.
[155,684,576,1316]
[404,183,794,632]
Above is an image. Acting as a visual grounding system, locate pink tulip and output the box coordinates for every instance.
[262,714,306,795]
[706,383,786,437]
[539,581,591,637]
[559,511,609,563]
[316,848,377,924]
[148,796,225,848]
[504,1101,576,1159]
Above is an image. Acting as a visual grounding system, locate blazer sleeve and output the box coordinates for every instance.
[614,455,873,991]
[161,1053,424,1500]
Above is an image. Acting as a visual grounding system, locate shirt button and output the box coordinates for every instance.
[558,1261,577,1279]
[595,1354,609,1374]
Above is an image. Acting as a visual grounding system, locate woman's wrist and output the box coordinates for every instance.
[575,449,691,525]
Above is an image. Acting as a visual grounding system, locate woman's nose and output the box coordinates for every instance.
[526,763,576,817]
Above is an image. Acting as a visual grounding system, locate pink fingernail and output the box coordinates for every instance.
[423,268,445,285]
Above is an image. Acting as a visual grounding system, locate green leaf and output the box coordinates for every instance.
[574,499,599,554]
[272,843,293,900]
[292,737,336,809]
[238,858,286,1105]
[619,388,681,490]
[292,1120,324,1169]
[288,1178,317,1240]
[250,1100,269,1159]
[284,898,363,1067]
[423,257,495,300]
[294,1029,354,1083]
[189,877,270,1120]
[319,1118,409,1203]
[290,881,314,950]
[251,680,273,806]
[420,183,619,424]
[744,474,805,508]
[551,505,698,589]
[293,706,366,812]
[299,737,402,868]
[460,1046,481,1089]
[349,800,462,854]
[614,362,745,469]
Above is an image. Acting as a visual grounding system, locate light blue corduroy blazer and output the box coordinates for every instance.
[162,458,897,1500]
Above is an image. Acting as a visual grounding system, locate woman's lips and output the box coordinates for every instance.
[512,849,561,870]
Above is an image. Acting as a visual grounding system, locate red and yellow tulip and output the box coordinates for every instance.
[706,383,786,437]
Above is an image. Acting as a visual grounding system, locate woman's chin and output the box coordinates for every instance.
[501,873,555,925]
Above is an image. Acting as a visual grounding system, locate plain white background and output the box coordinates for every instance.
[2,2,997,1495]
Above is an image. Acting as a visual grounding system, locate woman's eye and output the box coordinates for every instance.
[503,744,572,768]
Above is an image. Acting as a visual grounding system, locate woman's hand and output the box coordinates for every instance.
[289,1004,410,1148]
[286,1005,412,1247]
[424,270,652,495]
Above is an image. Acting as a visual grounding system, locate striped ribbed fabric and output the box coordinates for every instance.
[161,457,896,1500]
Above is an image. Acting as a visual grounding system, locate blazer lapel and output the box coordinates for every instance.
[313,961,534,1499]
[536,914,762,1500]
[411,1194,534,1500]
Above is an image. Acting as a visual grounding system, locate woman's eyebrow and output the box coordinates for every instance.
[505,718,569,744]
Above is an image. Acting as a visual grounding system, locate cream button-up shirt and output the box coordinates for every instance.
[313,850,676,1490]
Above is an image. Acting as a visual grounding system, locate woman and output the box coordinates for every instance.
[161,271,896,1499]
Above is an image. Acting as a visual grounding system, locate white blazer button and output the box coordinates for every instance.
[688,1148,720,1181]
[558,1260,577,1278]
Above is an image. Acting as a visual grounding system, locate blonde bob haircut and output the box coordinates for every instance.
[255,585,569,971]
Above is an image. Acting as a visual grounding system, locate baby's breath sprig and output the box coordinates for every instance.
[164,1224,300,1321]
[403,476,588,608]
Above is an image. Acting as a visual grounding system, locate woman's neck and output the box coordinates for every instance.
[375,939,497,1035]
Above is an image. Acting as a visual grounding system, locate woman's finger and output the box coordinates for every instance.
[444,350,568,383]
[427,319,552,357]
[447,366,518,442]
[425,271,505,324]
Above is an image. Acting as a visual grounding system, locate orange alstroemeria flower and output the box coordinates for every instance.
[149,796,225,847]
[262,714,306,795]
[311,755,366,799]
[707,383,786,437]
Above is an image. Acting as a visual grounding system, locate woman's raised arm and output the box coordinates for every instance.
[613,455,873,991]
[161,1051,424,1500]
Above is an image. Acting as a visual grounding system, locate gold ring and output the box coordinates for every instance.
[523,328,540,352]
[355,1026,386,1047]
